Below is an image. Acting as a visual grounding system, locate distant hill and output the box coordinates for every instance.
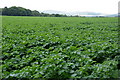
[43,10,65,14]
[43,10,117,17]
[43,10,102,15]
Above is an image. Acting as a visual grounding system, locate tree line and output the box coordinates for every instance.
[0,6,68,17]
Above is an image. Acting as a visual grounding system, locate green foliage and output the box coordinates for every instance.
[2,6,32,16]
[1,16,120,79]
[0,8,2,15]
[1,6,68,17]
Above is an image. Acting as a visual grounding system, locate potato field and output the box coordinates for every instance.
[1,16,120,79]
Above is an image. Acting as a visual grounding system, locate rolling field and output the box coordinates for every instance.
[1,16,120,78]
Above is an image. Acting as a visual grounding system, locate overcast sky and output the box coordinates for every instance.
[0,0,119,14]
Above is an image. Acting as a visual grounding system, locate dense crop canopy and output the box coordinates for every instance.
[1,16,120,79]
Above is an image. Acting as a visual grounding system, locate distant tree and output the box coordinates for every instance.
[51,14,55,17]
[7,6,20,16]
[39,12,45,16]
[74,15,79,17]
[31,10,40,16]
[0,8,2,15]
[55,14,61,17]
[2,7,9,15]
[17,7,28,16]
[62,14,67,17]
